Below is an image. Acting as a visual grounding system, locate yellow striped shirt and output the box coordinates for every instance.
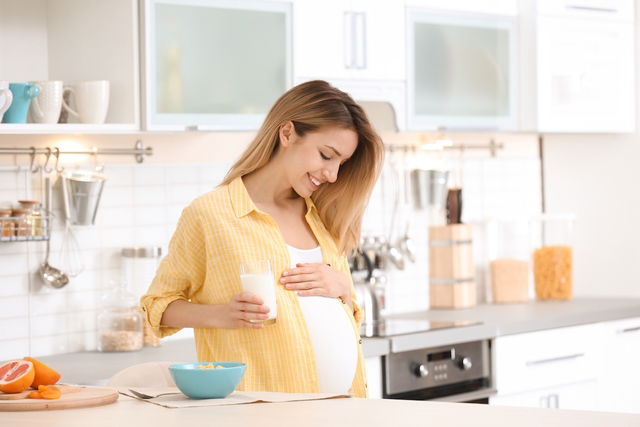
[141,176,367,397]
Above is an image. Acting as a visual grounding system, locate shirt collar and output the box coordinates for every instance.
[229,175,319,219]
[229,176,257,218]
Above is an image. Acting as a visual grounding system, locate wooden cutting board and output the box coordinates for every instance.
[0,385,118,411]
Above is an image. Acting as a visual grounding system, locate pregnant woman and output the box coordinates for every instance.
[141,80,383,397]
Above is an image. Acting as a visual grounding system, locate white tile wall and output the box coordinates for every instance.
[0,138,541,358]
[0,162,229,359]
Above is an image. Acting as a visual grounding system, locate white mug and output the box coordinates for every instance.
[0,81,13,122]
[29,80,63,124]
[62,80,110,124]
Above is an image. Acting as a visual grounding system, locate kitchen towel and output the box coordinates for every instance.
[120,387,349,408]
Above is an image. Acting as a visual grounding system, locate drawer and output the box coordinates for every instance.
[493,324,602,395]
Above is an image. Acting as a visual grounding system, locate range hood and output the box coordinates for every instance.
[358,101,399,133]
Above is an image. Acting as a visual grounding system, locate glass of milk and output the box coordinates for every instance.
[239,259,276,325]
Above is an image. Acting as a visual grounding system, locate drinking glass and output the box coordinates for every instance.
[239,259,276,324]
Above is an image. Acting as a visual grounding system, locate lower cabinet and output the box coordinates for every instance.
[364,356,383,399]
[490,323,602,412]
[599,317,640,414]
[490,380,598,410]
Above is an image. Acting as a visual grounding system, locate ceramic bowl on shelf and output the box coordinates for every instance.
[168,362,246,399]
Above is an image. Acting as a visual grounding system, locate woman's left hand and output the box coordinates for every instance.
[280,263,353,308]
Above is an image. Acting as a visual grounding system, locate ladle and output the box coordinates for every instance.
[39,176,69,288]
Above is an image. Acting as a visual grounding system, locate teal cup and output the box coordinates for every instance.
[3,83,40,123]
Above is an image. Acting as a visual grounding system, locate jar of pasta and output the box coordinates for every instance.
[530,214,575,300]
[487,218,531,303]
[0,209,13,239]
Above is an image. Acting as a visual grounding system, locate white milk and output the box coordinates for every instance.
[240,272,277,320]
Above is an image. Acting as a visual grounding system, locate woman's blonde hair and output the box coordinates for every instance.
[222,80,384,254]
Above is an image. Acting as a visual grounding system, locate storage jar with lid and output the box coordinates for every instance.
[11,208,29,237]
[0,209,13,238]
[530,214,575,300]
[97,282,143,352]
[486,218,530,303]
[18,200,42,236]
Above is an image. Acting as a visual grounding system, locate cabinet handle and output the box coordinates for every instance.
[344,12,356,69]
[539,395,549,408]
[618,326,640,334]
[354,12,367,70]
[526,353,585,367]
[565,5,617,13]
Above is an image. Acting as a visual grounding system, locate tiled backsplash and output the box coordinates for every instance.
[0,138,541,359]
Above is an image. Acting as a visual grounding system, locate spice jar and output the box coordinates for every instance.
[18,200,41,236]
[0,209,13,239]
[487,218,530,303]
[97,283,144,352]
[11,208,29,237]
[530,214,575,301]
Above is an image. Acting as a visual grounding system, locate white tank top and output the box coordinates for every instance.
[286,245,358,394]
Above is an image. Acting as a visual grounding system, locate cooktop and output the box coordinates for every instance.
[363,318,482,338]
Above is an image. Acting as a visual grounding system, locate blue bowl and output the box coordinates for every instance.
[169,362,246,399]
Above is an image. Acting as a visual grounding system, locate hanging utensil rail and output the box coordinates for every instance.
[0,140,152,164]
[386,138,504,157]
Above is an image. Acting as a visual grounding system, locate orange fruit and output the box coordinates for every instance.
[0,360,35,393]
[23,357,60,388]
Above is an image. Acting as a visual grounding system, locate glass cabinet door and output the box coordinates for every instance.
[144,0,292,130]
[408,10,517,130]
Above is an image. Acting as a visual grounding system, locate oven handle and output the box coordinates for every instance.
[428,388,497,403]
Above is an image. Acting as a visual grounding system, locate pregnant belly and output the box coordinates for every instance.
[297,296,358,394]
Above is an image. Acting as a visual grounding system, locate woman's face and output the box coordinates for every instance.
[281,123,358,198]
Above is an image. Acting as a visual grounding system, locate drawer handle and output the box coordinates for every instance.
[565,5,617,13]
[619,326,640,334]
[526,353,585,366]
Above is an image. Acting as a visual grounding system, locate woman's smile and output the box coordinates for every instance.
[308,173,322,190]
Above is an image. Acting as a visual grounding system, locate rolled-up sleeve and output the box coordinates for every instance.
[336,254,363,327]
[140,202,206,338]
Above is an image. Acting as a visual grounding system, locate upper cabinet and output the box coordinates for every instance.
[293,0,405,82]
[407,6,518,131]
[535,0,635,133]
[141,0,292,131]
[0,0,139,133]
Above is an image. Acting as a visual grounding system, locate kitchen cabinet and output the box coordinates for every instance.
[364,356,382,399]
[490,323,602,411]
[141,0,292,131]
[490,380,598,410]
[599,317,640,414]
[406,7,518,131]
[0,0,139,133]
[293,0,405,82]
[535,0,635,133]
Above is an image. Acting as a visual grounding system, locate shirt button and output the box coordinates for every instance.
[358,339,362,344]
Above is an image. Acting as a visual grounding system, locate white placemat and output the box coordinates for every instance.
[120,387,349,408]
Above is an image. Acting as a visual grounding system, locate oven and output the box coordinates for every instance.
[382,340,495,403]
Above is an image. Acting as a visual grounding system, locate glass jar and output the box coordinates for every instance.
[18,200,41,236]
[530,214,575,300]
[11,208,29,237]
[487,218,531,303]
[0,209,13,239]
[97,283,144,352]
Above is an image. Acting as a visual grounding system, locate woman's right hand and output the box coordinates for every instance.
[218,292,271,329]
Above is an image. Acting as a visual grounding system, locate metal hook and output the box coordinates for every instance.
[43,147,53,174]
[92,147,104,173]
[29,147,39,173]
[53,147,63,173]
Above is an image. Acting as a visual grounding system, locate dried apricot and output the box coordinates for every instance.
[24,357,61,388]
[27,385,61,400]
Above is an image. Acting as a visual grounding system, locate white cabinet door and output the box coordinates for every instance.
[403,0,518,16]
[293,0,404,81]
[142,0,292,131]
[407,8,518,130]
[600,318,640,413]
[364,356,382,399]
[490,380,598,411]
[536,6,635,133]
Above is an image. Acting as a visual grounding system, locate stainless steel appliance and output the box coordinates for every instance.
[372,319,494,403]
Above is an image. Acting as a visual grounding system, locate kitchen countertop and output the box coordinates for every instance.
[39,297,640,384]
[384,297,640,352]
[6,394,640,427]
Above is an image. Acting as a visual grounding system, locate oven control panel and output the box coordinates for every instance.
[383,340,490,396]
